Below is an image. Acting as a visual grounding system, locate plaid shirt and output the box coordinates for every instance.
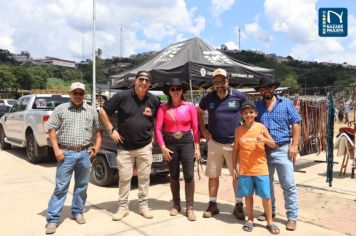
[45,102,102,146]
[256,95,301,144]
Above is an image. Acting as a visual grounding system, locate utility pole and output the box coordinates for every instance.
[81,34,84,82]
[92,0,96,107]
[238,28,241,50]
[120,27,123,58]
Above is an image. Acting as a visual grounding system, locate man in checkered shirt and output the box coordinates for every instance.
[44,82,103,234]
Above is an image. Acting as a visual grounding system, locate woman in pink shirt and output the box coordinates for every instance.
[155,78,201,221]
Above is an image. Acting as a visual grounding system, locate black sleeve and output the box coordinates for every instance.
[103,92,121,116]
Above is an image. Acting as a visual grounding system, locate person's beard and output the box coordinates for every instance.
[262,92,274,100]
[215,86,227,95]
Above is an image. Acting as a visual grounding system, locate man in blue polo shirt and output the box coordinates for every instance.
[255,77,301,231]
[198,68,246,220]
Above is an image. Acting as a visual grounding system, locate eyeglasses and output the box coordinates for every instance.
[169,87,182,92]
[213,79,227,85]
[138,77,151,83]
[72,92,84,96]
[259,85,274,92]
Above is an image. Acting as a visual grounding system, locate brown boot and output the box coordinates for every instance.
[185,180,196,221]
[170,178,181,216]
[170,205,181,216]
[186,206,196,221]
[286,220,297,231]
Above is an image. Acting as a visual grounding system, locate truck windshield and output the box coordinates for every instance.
[33,96,70,110]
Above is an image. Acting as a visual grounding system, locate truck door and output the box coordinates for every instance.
[5,97,30,140]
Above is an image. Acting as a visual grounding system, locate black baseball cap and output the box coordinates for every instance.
[241,100,256,111]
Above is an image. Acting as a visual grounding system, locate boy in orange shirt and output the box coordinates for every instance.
[232,100,280,234]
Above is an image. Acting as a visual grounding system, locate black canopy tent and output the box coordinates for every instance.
[110,37,274,93]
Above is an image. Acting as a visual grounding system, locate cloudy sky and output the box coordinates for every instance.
[0,0,355,65]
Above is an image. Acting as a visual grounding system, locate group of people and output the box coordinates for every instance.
[44,68,301,235]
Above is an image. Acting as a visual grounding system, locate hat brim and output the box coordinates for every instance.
[254,81,280,91]
[163,83,189,95]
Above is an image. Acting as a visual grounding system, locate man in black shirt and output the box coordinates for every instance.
[99,71,160,221]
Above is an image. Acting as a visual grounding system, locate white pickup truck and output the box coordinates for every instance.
[0,94,70,163]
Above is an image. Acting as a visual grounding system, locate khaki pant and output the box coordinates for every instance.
[205,139,234,177]
[117,143,153,209]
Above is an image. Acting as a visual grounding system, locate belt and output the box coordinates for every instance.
[59,144,91,152]
[164,131,191,139]
[276,142,290,147]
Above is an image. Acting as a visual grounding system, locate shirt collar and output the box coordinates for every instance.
[69,101,87,110]
[131,87,148,100]
[213,87,231,99]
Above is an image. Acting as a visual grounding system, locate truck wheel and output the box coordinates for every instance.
[26,133,42,163]
[91,156,115,187]
[0,126,11,150]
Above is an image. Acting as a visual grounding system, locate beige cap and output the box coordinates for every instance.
[70,82,85,92]
[213,68,227,78]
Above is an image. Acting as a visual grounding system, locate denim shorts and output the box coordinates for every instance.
[237,175,271,199]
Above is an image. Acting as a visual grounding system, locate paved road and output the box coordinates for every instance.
[0,147,353,236]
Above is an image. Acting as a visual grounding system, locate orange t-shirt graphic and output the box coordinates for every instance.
[236,122,269,176]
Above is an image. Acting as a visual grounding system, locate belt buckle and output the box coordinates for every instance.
[172,131,183,139]
[74,146,81,152]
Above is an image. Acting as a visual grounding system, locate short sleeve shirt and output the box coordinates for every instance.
[45,102,102,146]
[256,96,301,144]
[199,88,246,144]
[103,88,160,150]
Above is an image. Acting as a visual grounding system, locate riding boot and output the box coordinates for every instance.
[185,180,196,221]
[170,178,181,216]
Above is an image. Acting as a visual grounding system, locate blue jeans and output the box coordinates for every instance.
[47,150,91,224]
[267,144,298,221]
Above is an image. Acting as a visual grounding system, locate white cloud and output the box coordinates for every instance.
[224,41,239,50]
[0,0,205,60]
[264,0,318,43]
[244,22,273,43]
[264,0,356,65]
[211,0,235,18]
[210,0,235,26]
[349,40,356,51]
[0,22,16,52]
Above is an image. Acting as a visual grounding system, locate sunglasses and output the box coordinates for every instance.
[213,79,227,85]
[138,77,151,83]
[169,87,182,92]
[72,92,84,96]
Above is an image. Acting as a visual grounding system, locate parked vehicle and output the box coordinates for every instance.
[90,112,170,187]
[0,99,16,107]
[0,94,70,163]
[0,105,11,118]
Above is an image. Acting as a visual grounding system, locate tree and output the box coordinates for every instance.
[12,66,32,89]
[281,72,299,89]
[0,65,17,89]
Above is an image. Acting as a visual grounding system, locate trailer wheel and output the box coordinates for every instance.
[91,155,115,186]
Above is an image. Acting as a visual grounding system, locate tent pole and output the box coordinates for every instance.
[189,79,194,104]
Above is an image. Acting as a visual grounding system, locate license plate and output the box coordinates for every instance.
[152,154,163,163]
